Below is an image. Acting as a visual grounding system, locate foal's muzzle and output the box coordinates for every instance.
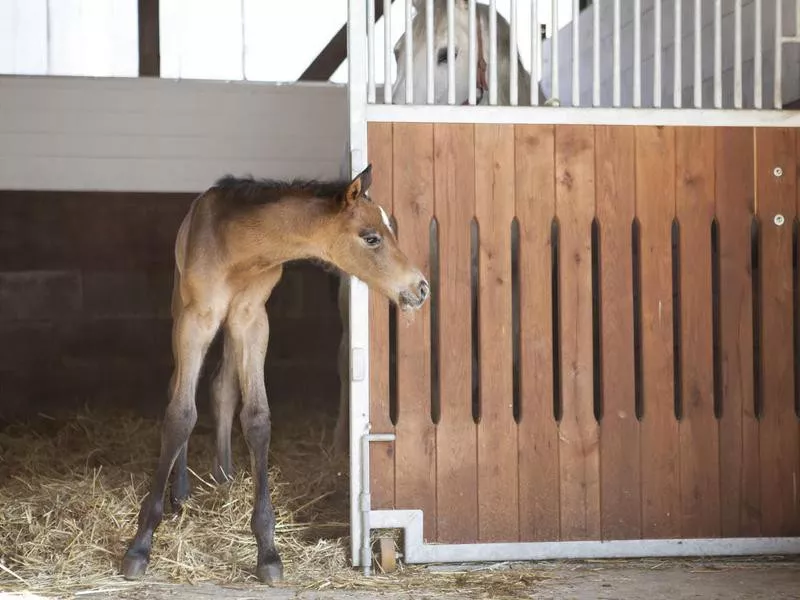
[399,277,430,310]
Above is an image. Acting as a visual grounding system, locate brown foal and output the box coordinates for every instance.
[121,165,428,584]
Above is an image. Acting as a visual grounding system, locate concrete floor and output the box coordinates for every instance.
[88,558,800,600]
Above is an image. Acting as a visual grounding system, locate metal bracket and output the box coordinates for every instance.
[359,429,396,576]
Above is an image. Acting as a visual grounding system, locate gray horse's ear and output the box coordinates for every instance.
[343,164,373,208]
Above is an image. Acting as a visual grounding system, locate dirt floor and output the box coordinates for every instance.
[2,558,797,599]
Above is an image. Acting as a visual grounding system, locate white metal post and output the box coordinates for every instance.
[347,0,372,568]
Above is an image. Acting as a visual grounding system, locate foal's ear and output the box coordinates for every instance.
[343,164,373,207]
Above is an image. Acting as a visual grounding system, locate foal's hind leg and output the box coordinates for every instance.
[211,335,240,484]
[122,304,222,580]
[228,271,283,584]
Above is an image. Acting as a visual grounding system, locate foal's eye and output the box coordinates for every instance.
[360,232,383,248]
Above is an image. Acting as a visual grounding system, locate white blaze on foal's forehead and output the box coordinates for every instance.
[379,205,394,235]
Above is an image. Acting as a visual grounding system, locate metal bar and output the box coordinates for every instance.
[797,0,800,37]
[427,0,435,103]
[384,0,392,103]
[673,0,681,108]
[593,0,600,107]
[346,0,370,567]
[734,0,742,108]
[511,0,518,105]
[360,432,397,575]
[366,104,800,127]
[714,0,721,108]
[447,0,455,104]
[405,0,413,103]
[532,0,540,105]
[613,0,621,107]
[572,0,580,106]
[371,508,800,564]
[755,0,762,108]
[489,0,498,104]
[368,0,376,102]
[551,0,559,103]
[775,0,783,108]
[634,0,641,107]
[694,0,701,108]
[469,0,477,104]
[654,0,662,107]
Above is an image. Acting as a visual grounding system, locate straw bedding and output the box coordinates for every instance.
[0,407,551,598]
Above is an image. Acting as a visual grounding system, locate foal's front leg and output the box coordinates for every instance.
[122,307,221,580]
[228,294,283,584]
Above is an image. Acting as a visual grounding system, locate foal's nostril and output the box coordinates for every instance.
[418,280,430,301]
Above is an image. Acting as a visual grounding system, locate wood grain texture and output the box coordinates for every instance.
[475,124,519,542]
[515,124,560,542]
[555,125,601,541]
[755,128,800,537]
[675,127,721,538]
[433,123,478,543]
[595,125,641,540]
[635,126,681,539]
[715,127,761,537]
[392,123,437,540]
[367,122,396,509]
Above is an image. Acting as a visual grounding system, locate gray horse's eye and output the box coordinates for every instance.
[437,48,458,64]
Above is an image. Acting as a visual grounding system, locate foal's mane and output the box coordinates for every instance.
[213,175,351,206]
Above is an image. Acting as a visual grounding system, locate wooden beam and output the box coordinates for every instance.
[138,0,160,77]
[299,0,394,81]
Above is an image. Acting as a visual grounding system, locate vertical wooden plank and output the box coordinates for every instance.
[475,124,518,542]
[367,122,395,509]
[555,125,601,541]
[595,125,641,540]
[433,123,478,543]
[393,123,437,540]
[675,127,721,538]
[756,128,800,537]
[716,127,760,537]
[635,126,681,539]
[138,0,160,76]
[515,125,560,542]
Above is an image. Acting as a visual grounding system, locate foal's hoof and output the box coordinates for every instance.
[212,465,235,486]
[121,552,149,580]
[256,561,284,585]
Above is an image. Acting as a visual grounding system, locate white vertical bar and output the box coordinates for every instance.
[489,0,497,104]
[593,0,600,107]
[447,0,455,104]
[572,0,579,106]
[797,0,800,37]
[714,0,721,108]
[427,0,435,103]
[405,0,413,104]
[634,0,641,107]
[734,0,742,108]
[775,0,782,108]
[346,0,370,568]
[368,0,376,102]
[673,0,681,108]
[383,0,392,104]
[654,0,661,107]
[510,0,518,105]
[754,0,762,108]
[532,0,540,105]
[469,0,477,104]
[613,0,621,107]
[694,0,702,108]
[551,0,559,103]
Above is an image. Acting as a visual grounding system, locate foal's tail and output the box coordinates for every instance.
[170,197,197,319]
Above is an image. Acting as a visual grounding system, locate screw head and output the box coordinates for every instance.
[774,214,785,226]
[774,166,784,177]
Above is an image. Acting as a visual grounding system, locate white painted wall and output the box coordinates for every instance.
[0,76,349,192]
[540,0,800,109]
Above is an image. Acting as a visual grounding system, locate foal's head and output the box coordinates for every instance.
[325,165,429,311]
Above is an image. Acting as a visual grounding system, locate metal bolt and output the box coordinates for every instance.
[774,214,785,226]
[774,166,783,177]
